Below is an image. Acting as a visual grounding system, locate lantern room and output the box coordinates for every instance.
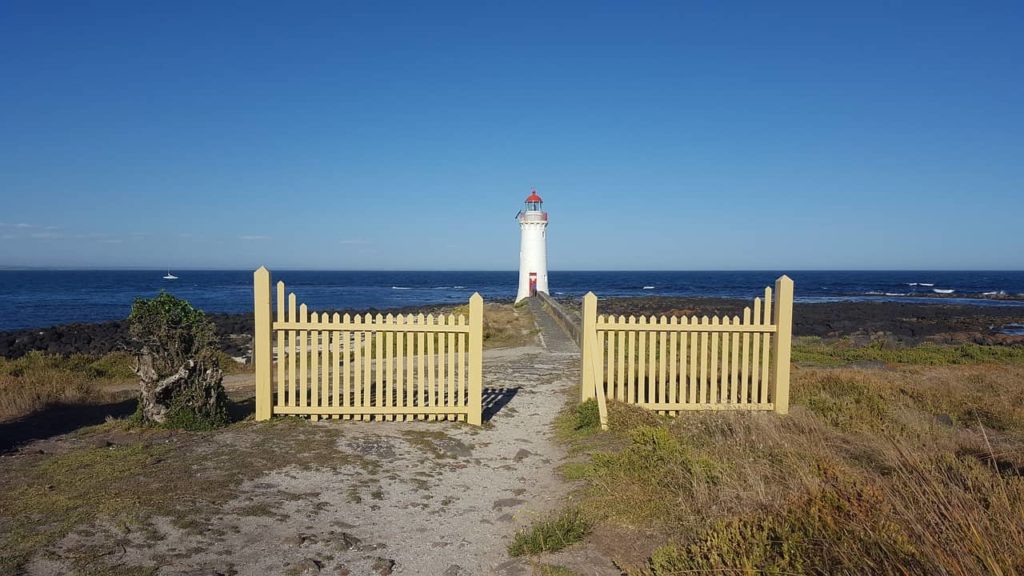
[524,190,543,212]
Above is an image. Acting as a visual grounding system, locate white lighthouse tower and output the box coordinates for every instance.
[515,189,549,303]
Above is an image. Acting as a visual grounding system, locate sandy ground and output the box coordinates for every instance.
[22,303,619,576]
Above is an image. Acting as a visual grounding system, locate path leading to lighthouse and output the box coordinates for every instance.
[23,301,619,575]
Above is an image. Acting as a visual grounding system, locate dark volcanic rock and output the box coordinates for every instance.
[0,314,255,360]
[562,296,1024,345]
[0,302,468,360]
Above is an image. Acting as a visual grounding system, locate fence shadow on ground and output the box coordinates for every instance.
[0,397,138,453]
[482,386,519,422]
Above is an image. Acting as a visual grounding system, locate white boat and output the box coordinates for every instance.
[932,288,954,294]
[163,270,178,280]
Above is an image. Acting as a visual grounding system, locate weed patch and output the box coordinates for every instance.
[508,508,591,556]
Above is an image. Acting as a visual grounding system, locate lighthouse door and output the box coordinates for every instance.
[529,273,538,297]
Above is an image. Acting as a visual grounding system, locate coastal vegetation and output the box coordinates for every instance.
[546,338,1024,574]
[2,298,1021,574]
[0,351,135,422]
[128,292,228,429]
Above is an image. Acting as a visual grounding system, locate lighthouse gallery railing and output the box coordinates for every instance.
[252,267,484,424]
[580,276,794,429]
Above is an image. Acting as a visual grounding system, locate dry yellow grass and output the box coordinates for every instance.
[0,352,136,422]
[0,350,250,423]
[559,348,1024,575]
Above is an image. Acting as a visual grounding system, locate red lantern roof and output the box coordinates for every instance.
[525,190,543,203]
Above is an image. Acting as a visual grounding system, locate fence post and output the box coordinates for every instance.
[586,319,609,430]
[771,275,794,414]
[581,292,597,402]
[253,266,273,421]
[467,292,484,425]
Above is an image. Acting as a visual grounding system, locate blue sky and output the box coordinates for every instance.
[1,1,1021,270]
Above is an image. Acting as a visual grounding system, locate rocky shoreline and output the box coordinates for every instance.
[0,303,477,360]
[566,297,1024,345]
[3,298,1023,360]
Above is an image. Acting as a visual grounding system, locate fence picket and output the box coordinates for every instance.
[668,317,677,409]
[627,316,637,404]
[640,316,651,404]
[342,315,352,420]
[426,314,436,421]
[288,293,297,408]
[730,316,740,403]
[761,287,773,404]
[310,313,320,422]
[362,313,374,416]
[376,315,385,420]
[448,314,457,418]
[457,315,466,412]
[689,317,698,404]
[712,316,723,404]
[406,316,416,417]
[596,328,606,408]
[332,315,341,419]
[393,315,404,421]
[741,308,751,404]
[676,317,687,409]
[617,321,626,401]
[385,314,394,421]
[417,316,426,420]
[299,304,308,410]
[699,316,709,403]
[276,282,285,408]
[751,298,762,407]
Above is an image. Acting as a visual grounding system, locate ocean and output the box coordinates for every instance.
[1,270,1023,331]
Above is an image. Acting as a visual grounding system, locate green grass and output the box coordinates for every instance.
[508,508,592,556]
[793,338,1024,367]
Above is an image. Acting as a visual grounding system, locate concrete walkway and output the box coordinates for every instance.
[527,297,580,356]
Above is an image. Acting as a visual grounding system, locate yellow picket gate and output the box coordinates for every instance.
[581,276,794,429]
[252,267,483,424]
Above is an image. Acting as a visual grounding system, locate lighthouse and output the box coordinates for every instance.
[515,189,549,303]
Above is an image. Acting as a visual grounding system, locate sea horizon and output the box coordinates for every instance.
[2,269,1024,332]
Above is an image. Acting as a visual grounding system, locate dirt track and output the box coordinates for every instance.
[15,305,620,575]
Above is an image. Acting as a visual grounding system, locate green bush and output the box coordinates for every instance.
[128,292,227,429]
[128,292,217,377]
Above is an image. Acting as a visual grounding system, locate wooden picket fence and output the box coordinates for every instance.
[581,276,794,429]
[253,267,483,424]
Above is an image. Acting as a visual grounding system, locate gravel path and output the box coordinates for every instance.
[38,300,614,575]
